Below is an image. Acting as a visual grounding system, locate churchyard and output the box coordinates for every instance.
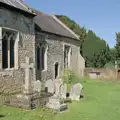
[1,1,120,120]
[1,78,120,120]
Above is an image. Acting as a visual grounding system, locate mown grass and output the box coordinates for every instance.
[1,79,120,120]
[0,106,54,120]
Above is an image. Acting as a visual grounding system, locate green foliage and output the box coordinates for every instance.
[61,69,85,85]
[90,45,111,68]
[110,48,116,64]
[83,30,111,68]
[56,15,81,35]
[115,32,120,67]
[61,69,75,84]
[104,62,115,68]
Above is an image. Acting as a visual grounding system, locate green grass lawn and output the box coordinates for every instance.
[1,79,120,120]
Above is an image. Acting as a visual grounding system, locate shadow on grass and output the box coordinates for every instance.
[0,114,6,118]
[80,95,84,99]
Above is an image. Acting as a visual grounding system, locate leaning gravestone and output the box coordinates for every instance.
[70,83,83,101]
[33,80,41,92]
[60,84,67,99]
[45,79,55,94]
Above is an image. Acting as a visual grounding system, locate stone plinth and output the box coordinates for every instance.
[6,92,38,109]
[46,96,68,112]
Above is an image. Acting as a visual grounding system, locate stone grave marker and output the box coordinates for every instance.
[45,79,55,94]
[9,57,35,109]
[33,80,41,92]
[46,79,68,112]
[21,57,35,94]
[70,83,83,101]
[60,84,67,99]
[54,78,63,96]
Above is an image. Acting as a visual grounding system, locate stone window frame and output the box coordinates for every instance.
[63,43,72,68]
[0,27,19,70]
[36,42,48,72]
[42,44,48,71]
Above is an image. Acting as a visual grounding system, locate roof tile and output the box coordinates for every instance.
[34,10,77,39]
[0,0,34,15]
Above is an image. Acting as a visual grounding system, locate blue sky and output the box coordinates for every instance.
[25,0,120,48]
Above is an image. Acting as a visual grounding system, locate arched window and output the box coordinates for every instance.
[1,28,18,69]
[10,35,15,68]
[64,45,71,68]
[37,46,40,70]
[2,34,8,69]
[36,43,47,71]
[41,46,45,70]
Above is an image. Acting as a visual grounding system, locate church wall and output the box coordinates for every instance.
[36,32,85,81]
[0,7,35,87]
[62,36,85,76]
[44,37,64,80]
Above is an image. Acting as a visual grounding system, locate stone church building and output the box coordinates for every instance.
[0,0,85,108]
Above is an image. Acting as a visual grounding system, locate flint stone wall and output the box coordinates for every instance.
[0,7,35,87]
[36,32,85,81]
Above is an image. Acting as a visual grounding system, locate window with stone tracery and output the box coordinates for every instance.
[36,43,48,71]
[64,45,71,68]
[36,46,40,70]
[41,46,45,70]
[0,28,19,69]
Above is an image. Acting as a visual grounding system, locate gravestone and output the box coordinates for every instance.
[60,84,67,99]
[70,83,83,101]
[54,78,63,96]
[89,72,100,79]
[46,79,68,112]
[45,79,55,94]
[33,80,41,93]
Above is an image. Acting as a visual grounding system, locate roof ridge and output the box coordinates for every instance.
[0,0,35,15]
[52,13,80,40]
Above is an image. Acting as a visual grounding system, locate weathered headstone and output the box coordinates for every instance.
[70,83,83,101]
[33,80,41,92]
[46,79,68,112]
[60,84,67,99]
[54,78,63,96]
[45,79,55,94]
[89,72,97,79]
[89,72,100,79]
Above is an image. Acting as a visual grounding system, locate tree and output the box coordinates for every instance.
[109,48,116,64]
[115,32,120,67]
[82,30,110,68]
[92,46,111,68]
[79,26,87,56]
